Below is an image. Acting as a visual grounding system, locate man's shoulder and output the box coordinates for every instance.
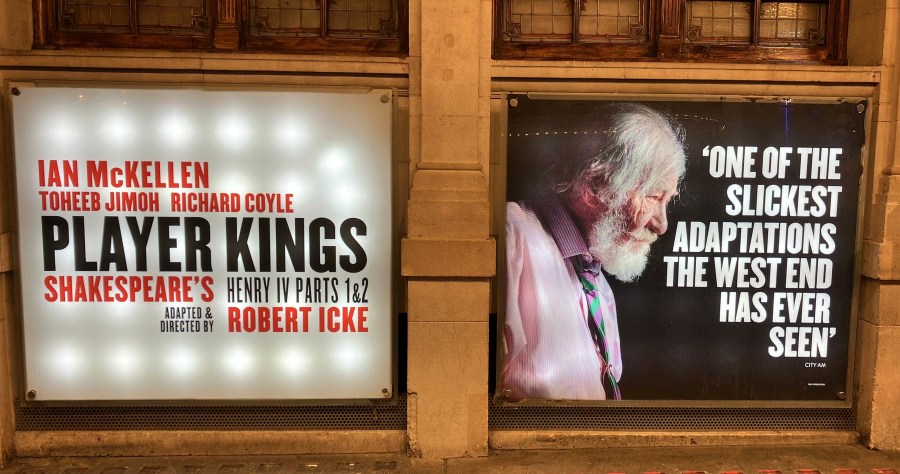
[506,201,537,223]
[506,201,552,246]
[506,201,528,221]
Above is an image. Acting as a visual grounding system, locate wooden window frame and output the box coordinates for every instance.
[33,0,216,50]
[32,0,409,56]
[493,0,849,63]
[240,0,407,55]
[493,0,658,60]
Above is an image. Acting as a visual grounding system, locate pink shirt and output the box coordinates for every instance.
[502,200,622,400]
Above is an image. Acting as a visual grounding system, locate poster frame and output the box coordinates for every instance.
[492,92,869,409]
[6,81,401,407]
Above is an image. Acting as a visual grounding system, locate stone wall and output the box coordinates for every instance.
[0,0,897,464]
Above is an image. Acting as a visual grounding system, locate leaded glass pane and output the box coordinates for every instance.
[759,2,827,45]
[58,0,130,31]
[504,0,574,42]
[251,0,322,38]
[579,0,647,42]
[328,0,395,37]
[685,1,751,43]
[251,0,398,38]
[58,0,206,33]
[138,0,204,30]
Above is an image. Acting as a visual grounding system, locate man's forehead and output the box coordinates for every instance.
[662,174,681,192]
[637,173,680,195]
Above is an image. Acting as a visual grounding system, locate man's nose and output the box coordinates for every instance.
[647,203,668,235]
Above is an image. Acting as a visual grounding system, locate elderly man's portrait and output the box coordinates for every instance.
[498,97,862,403]
[501,101,686,400]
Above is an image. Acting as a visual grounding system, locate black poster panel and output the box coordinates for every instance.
[502,96,864,402]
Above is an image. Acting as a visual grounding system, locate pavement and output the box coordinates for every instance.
[3,445,900,473]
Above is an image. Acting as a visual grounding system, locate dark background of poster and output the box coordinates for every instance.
[505,95,865,401]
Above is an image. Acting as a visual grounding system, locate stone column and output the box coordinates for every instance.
[851,0,900,451]
[0,0,32,50]
[0,1,32,461]
[402,0,494,459]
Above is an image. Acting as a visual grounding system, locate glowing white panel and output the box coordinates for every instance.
[107,345,141,378]
[47,114,81,149]
[167,346,200,375]
[12,86,393,401]
[100,111,137,148]
[223,346,255,377]
[158,112,195,149]
[319,147,349,174]
[51,345,84,379]
[215,113,253,151]
[278,346,310,377]
[273,116,311,153]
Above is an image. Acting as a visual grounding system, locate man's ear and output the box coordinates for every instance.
[578,186,603,211]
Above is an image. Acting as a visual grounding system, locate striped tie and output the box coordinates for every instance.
[572,256,621,400]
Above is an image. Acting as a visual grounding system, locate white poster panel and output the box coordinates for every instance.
[12,86,393,400]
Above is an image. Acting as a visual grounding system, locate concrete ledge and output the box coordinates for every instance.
[0,51,408,76]
[492,62,880,83]
[489,430,859,450]
[15,430,407,457]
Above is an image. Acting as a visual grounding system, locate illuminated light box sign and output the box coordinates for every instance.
[12,86,393,401]
[501,96,863,403]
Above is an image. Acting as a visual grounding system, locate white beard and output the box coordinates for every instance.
[588,208,657,283]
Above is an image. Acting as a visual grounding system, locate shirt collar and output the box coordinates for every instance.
[536,196,591,260]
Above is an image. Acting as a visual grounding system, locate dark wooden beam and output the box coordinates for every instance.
[214,0,239,49]
[656,0,683,58]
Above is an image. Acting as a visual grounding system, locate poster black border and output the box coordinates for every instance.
[492,92,867,409]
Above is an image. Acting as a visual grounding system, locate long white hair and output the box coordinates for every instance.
[555,103,686,206]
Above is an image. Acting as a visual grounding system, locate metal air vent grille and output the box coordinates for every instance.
[489,402,855,431]
[16,395,407,431]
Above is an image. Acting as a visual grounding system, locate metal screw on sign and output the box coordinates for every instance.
[11,87,20,96]
[837,391,846,400]
[509,98,519,108]
[381,94,390,103]
[382,387,390,397]
[26,390,36,399]
[856,103,866,113]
